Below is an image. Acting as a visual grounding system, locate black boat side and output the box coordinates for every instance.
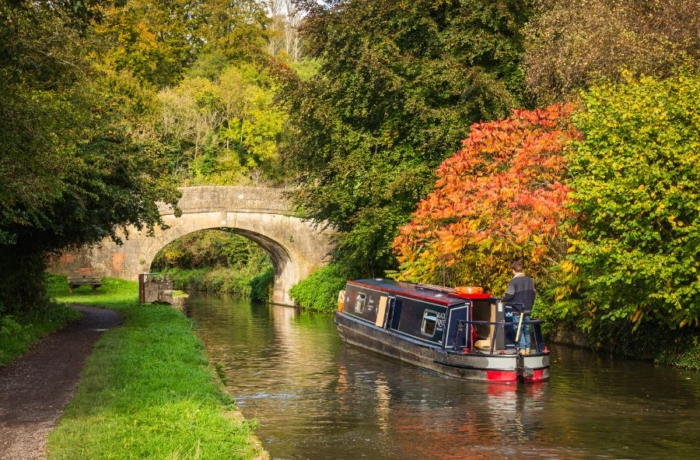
[335,279,550,383]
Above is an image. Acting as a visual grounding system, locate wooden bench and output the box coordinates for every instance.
[67,275,103,293]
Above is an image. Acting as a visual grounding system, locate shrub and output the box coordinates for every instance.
[393,104,579,293]
[250,266,274,303]
[289,264,347,313]
[556,74,700,332]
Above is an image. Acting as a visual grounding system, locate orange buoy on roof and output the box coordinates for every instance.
[455,286,484,295]
[454,286,490,300]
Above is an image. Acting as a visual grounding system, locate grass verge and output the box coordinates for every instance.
[0,301,81,367]
[46,275,268,460]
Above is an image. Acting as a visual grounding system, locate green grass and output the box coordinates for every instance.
[0,301,81,366]
[46,275,268,460]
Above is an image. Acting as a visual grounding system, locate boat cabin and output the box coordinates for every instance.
[339,278,545,354]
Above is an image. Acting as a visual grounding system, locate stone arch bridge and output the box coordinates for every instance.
[49,186,334,306]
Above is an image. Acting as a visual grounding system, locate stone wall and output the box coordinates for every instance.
[48,186,334,306]
[138,274,187,310]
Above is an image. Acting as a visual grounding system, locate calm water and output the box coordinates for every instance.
[186,293,700,460]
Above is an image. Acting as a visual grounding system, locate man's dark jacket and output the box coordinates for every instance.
[502,274,536,314]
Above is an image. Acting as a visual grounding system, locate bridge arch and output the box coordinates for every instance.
[49,187,334,306]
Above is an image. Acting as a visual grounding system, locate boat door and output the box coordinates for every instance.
[446,304,469,351]
[378,296,396,329]
[375,296,388,327]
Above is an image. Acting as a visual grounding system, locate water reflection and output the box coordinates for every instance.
[187,293,700,460]
[330,346,569,459]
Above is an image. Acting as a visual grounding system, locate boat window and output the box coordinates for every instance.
[355,292,366,313]
[421,310,438,337]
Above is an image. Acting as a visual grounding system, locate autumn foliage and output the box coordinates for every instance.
[393,104,580,290]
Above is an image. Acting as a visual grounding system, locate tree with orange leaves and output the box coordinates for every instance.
[393,104,580,292]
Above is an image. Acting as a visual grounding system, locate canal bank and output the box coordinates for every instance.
[547,319,700,370]
[42,277,268,460]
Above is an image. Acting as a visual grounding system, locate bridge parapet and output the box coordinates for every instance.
[48,186,333,306]
[159,186,295,216]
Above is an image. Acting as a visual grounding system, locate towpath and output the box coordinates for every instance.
[0,306,121,460]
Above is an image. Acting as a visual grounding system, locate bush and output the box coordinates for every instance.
[249,266,274,303]
[157,259,275,301]
[289,264,347,313]
[556,74,700,332]
[393,104,578,292]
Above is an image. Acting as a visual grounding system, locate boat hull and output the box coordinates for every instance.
[335,312,549,383]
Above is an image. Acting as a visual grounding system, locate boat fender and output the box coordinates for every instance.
[337,290,345,313]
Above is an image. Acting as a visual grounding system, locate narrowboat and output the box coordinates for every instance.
[335,279,549,383]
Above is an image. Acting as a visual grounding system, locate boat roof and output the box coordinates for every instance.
[348,279,493,307]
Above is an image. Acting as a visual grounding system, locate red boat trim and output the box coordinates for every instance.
[523,369,546,383]
[486,370,518,383]
[454,293,492,300]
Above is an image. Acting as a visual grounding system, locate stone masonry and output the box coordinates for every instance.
[47,186,334,306]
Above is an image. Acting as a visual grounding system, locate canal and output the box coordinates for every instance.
[186,293,700,460]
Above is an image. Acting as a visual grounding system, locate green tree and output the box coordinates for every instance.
[1,1,93,245]
[556,74,700,332]
[158,62,287,185]
[0,1,180,312]
[91,0,269,90]
[525,0,700,104]
[282,0,532,276]
[201,0,270,62]
[93,0,207,88]
[152,231,263,270]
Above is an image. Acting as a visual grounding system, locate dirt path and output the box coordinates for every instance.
[0,306,121,460]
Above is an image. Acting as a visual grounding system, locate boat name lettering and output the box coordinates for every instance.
[436,312,446,331]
